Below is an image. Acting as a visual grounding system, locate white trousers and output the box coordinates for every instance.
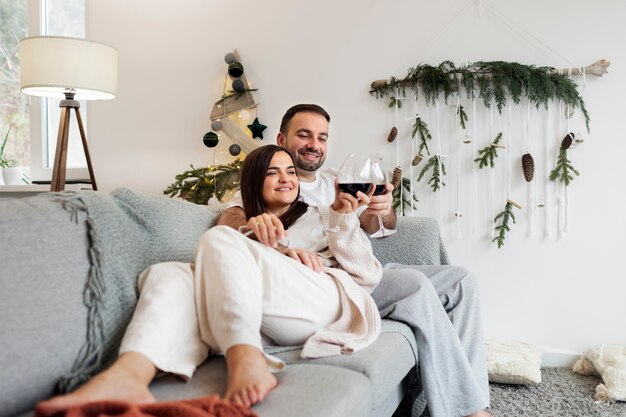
[120,226,341,379]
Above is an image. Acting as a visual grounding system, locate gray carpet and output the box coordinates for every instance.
[488,367,626,417]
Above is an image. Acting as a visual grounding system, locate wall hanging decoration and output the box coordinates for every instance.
[165,49,264,204]
[369,58,609,247]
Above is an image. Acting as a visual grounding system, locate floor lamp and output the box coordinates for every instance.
[19,36,118,192]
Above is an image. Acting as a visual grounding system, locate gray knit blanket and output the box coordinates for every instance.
[52,187,446,405]
[52,188,223,392]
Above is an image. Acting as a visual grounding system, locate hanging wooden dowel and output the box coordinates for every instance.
[369,59,610,91]
[507,199,523,210]
[557,60,610,77]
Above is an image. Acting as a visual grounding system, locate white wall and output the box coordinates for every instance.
[86,0,626,358]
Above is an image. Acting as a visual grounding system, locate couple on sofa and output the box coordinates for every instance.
[38,104,492,417]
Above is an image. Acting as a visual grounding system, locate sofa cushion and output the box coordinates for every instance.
[150,359,372,417]
[272,320,416,409]
[371,216,449,266]
[0,195,91,417]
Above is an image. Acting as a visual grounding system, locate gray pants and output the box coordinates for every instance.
[372,264,490,417]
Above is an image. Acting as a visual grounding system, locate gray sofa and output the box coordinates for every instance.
[0,188,449,417]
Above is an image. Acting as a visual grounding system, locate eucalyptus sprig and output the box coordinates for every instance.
[474,132,503,169]
[392,177,419,216]
[457,104,468,130]
[411,115,432,156]
[417,155,446,192]
[164,159,242,205]
[549,149,580,186]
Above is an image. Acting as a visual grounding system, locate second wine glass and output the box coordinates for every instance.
[369,156,396,238]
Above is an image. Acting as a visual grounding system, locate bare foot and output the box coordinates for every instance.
[224,344,277,408]
[36,352,157,416]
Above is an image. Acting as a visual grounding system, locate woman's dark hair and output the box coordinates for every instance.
[240,145,308,229]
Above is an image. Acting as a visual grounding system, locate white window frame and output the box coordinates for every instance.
[26,0,89,181]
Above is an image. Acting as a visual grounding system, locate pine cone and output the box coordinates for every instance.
[411,154,423,166]
[561,132,574,149]
[391,166,402,189]
[387,127,398,143]
[521,153,535,182]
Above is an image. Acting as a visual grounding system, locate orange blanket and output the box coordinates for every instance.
[37,395,258,417]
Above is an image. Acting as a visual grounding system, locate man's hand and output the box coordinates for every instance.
[217,206,247,229]
[359,183,397,234]
[244,213,286,248]
[277,247,324,273]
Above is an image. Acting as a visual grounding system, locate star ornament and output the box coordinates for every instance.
[247,117,267,139]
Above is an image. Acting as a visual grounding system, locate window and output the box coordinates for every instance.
[0,0,86,181]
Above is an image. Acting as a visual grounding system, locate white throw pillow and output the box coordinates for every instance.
[573,344,626,403]
[485,341,543,384]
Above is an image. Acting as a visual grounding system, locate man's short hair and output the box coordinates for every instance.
[279,104,330,134]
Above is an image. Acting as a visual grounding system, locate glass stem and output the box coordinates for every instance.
[377,213,385,231]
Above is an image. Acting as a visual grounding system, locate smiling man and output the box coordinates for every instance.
[217,104,492,417]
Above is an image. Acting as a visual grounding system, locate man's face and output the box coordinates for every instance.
[277,112,328,176]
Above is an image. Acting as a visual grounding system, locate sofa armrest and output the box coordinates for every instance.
[370,217,449,266]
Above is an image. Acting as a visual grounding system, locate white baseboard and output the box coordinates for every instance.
[542,350,580,368]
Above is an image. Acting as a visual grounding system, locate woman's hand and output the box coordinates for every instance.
[244,213,286,248]
[279,247,324,273]
[331,178,374,214]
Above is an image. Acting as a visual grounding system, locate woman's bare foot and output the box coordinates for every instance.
[224,344,277,408]
[36,352,157,416]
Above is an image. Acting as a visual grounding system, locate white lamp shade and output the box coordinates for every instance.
[19,36,117,100]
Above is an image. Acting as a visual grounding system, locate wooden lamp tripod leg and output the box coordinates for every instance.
[74,107,98,191]
[50,107,71,192]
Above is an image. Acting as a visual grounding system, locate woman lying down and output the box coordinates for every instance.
[37,144,382,415]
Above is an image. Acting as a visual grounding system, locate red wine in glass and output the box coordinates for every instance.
[338,182,373,197]
[373,184,386,196]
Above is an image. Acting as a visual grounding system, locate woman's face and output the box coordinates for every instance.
[262,151,299,214]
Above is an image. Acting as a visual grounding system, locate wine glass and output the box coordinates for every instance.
[369,155,396,238]
[336,154,396,238]
[337,153,374,198]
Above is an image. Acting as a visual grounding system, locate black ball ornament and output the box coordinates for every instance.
[232,79,245,92]
[228,61,244,78]
[229,144,242,156]
[203,131,219,148]
[224,53,237,64]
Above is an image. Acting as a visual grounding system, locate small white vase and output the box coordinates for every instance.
[2,167,24,185]
[0,169,4,185]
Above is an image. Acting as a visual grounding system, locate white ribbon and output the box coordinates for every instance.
[394,87,402,213]
[472,98,478,235]
[456,86,463,238]
[564,69,572,233]
[544,106,551,240]
[526,100,534,237]
[436,99,445,238]
[557,70,564,239]
[489,104,495,238]
[411,93,418,216]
